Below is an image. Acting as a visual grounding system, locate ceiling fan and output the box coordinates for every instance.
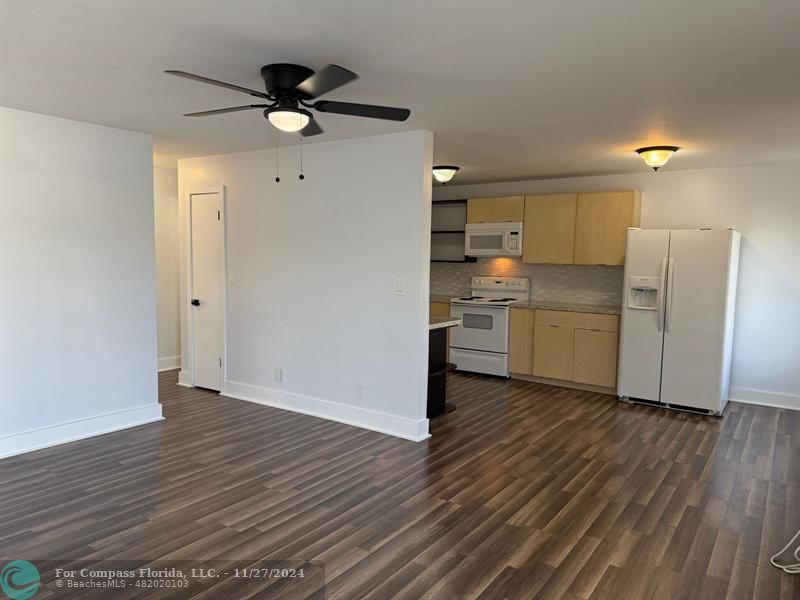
[165,64,411,137]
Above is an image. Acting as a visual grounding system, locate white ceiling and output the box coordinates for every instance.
[2,1,798,183]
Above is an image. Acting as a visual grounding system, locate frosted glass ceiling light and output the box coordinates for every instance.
[432,165,460,184]
[636,146,679,171]
[267,109,311,133]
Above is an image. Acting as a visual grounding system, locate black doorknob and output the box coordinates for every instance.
[191,299,200,306]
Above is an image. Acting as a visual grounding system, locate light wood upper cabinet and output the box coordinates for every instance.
[467,196,524,223]
[522,194,578,264]
[494,196,525,222]
[573,328,618,388]
[466,198,496,223]
[574,191,641,265]
[533,323,574,380]
[509,308,535,375]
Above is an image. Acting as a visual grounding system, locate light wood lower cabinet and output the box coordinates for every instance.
[509,308,535,375]
[573,329,618,387]
[430,302,451,317]
[510,309,620,391]
[532,324,574,380]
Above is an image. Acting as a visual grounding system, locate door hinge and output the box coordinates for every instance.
[219,357,222,367]
[217,210,220,221]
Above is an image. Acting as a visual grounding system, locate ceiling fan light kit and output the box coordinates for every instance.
[432,165,460,184]
[635,145,679,171]
[266,107,311,133]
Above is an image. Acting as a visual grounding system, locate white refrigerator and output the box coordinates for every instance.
[617,228,741,415]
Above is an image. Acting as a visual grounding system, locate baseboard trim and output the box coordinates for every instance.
[0,404,164,459]
[177,370,193,388]
[223,380,429,442]
[729,387,800,411]
[158,355,181,372]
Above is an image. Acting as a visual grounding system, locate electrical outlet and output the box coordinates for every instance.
[356,383,366,400]
[392,278,407,296]
[274,367,283,383]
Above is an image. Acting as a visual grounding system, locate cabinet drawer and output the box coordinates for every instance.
[532,323,573,381]
[573,329,618,388]
[535,310,618,332]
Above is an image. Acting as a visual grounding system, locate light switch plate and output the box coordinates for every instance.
[392,278,408,296]
[228,270,236,285]
[274,367,283,382]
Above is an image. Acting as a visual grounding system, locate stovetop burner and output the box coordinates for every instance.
[458,296,484,300]
[489,297,518,302]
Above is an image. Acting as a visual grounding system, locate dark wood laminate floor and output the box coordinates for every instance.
[1,370,798,599]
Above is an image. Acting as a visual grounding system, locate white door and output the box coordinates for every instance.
[190,192,224,391]
[660,230,735,412]
[617,229,670,402]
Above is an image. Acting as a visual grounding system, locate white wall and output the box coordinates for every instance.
[153,166,180,370]
[179,130,433,440]
[434,162,800,410]
[0,107,163,457]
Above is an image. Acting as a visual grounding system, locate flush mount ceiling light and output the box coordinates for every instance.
[636,146,679,171]
[432,165,460,185]
[265,108,311,133]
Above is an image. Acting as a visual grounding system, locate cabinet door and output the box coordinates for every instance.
[494,196,525,222]
[467,198,496,223]
[574,191,641,265]
[509,308,535,375]
[522,193,577,264]
[573,329,618,388]
[430,302,451,317]
[533,324,574,380]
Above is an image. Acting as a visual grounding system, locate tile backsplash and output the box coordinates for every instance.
[431,258,624,305]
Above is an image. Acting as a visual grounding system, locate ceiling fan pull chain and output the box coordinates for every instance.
[274,133,280,183]
[299,135,305,181]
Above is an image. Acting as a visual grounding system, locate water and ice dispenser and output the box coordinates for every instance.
[627,276,660,310]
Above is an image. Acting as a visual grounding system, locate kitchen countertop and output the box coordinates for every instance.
[510,300,622,315]
[430,294,621,315]
[429,316,462,330]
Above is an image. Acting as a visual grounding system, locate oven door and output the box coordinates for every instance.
[449,303,509,353]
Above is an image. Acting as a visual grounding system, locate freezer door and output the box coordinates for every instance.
[660,230,739,412]
[617,229,670,401]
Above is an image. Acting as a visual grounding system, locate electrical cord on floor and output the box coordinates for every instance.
[771,529,800,574]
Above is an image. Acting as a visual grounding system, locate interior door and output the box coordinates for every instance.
[660,230,734,411]
[190,192,224,391]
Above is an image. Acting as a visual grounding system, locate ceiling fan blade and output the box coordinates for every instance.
[300,119,324,137]
[313,100,410,121]
[295,65,358,98]
[165,70,270,99]
[183,105,269,117]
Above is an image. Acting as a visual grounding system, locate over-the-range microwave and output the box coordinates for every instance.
[464,222,523,257]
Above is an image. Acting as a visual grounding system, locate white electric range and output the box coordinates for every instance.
[449,276,530,377]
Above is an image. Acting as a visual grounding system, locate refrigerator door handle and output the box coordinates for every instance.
[657,257,668,331]
[665,257,675,333]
